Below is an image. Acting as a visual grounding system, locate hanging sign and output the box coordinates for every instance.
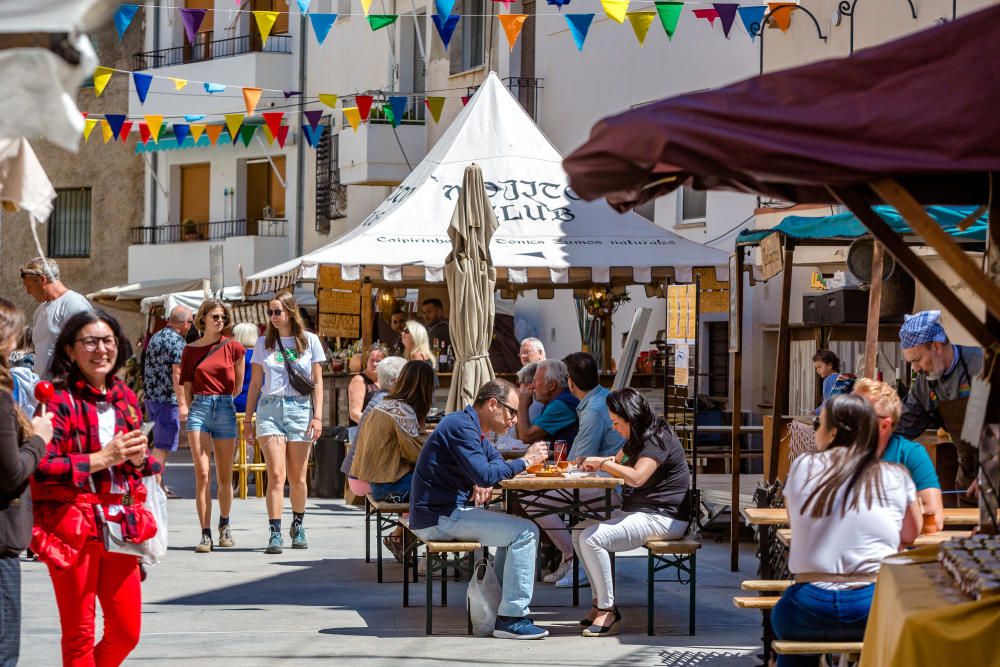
[319,313,361,338]
[759,232,784,281]
[667,284,696,344]
[674,343,689,386]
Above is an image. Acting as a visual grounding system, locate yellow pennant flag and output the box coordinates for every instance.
[190,124,206,143]
[242,87,263,116]
[100,119,113,143]
[498,15,528,51]
[144,115,164,142]
[601,0,629,23]
[93,67,113,97]
[262,124,276,145]
[343,107,361,132]
[424,96,445,124]
[170,77,188,90]
[626,11,655,45]
[224,113,244,141]
[319,93,338,109]
[83,119,98,142]
[254,11,280,46]
[360,0,374,15]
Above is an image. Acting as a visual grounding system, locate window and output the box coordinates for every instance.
[707,322,730,397]
[679,185,707,223]
[449,0,485,75]
[180,163,210,239]
[48,188,91,258]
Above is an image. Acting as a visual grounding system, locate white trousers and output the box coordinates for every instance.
[526,488,621,559]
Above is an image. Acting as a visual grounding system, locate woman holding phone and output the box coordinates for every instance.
[244,293,326,554]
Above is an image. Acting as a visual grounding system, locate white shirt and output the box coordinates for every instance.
[785,450,915,586]
[32,290,92,378]
[251,332,327,397]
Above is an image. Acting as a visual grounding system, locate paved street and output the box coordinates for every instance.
[20,451,762,666]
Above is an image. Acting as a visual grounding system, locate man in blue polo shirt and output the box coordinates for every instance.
[854,378,943,531]
[410,379,549,639]
[516,359,579,447]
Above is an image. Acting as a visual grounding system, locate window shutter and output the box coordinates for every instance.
[181,163,211,223]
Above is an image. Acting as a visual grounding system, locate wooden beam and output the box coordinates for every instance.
[871,179,1000,323]
[767,243,795,483]
[729,249,744,572]
[979,182,1000,534]
[863,241,884,379]
[831,187,997,349]
[360,280,373,349]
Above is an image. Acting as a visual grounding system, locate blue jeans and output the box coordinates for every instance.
[771,583,874,667]
[413,506,539,618]
[0,557,20,667]
[187,394,238,439]
[370,471,414,502]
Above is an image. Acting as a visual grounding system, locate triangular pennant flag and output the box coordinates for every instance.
[171,77,188,90]
[190,124,206,143]
[138,122,151,145]
[303,109,324,130]
[283,90,302,98]
[461,95,471,106]
[144,115,163,142]
[303,123,325,147]
[360,0,374,14]
[738,5,767,39]
[93,66,113,97]
[205,125,224,146]
[254,11,280,46]
[81,112,88,119]
[262,112,285,137]
[368,15,398,31]
[434,0,456,17]
[308,13,337,44]
[101,120,113,143]
[382,103,396,127]
[626,11,655,44]
[105,114,127,141]
[432,14,460,48]
[118,121,133,143]
[83,119,98,141]
[547,0,572,9]
[356,96,374,122]
[239,124,257,147]
[424,97,445,123]
[565,14,594,51]
[296,0,312,12]
[242,87,263,116]
[224,113,244,141]
[132,72,153,104]
[768,3,794,31]
[692,8,719,26]
[276,125,290,148]
[343,107,361,132]
[498,15,527,51]
[173,123,190,146]
[318,93,339,109]
[114,4,139,41]
[600,0,629,24]
[204,82,226,94]
[179,8,207,44]
[184,114,205,122]
[654,1,683,39]
[713,3,738,37]
[262,125,276,145]
[389,96,408,128]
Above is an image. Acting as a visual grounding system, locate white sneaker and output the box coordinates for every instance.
[554,566,589,589]
[543,558,574,583]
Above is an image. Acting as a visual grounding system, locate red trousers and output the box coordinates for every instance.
[47,540,142,667]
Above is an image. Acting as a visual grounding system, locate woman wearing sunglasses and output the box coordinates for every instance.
[180,299,246,553]
[244,293,326,554]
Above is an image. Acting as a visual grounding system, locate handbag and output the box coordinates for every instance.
[467,556,502,637]
[275,336,317,396]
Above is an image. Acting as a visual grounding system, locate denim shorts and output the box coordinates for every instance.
[186,394,238,440]
[257,395,313,442]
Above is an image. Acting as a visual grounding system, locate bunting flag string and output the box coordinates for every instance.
[499,14,527,51]
[205,125,224,145]
[318,94,339,109]
[424,97,445,123]
[262,112,285,136]
[173,123,190,145]
[356,96,374,122]
[368,14,398,31]
[138,121,151,144]
[239,124,257,147]
[179,8,206,44]
[296,0,312,12]
[190,124,206,142]
[275,125,290,148]
[343,107,361,132]
[626,11,656,44]
[565,14,595,50]
[93,66,113,97]
[224,113,243,140]
[654,2,683,39]
[692,7,719,25]
[360,0,375,14]
[105,114,127,141]
[145,115,164,142]
[435,0,457,17]
[118,121,134,143]
[114,4,140,40]
[601,0,630,23]
[737,4,766,38]
[83,119,98,141]
[254,11,280,45]
[132,72,153,104]
[713,3,738,37]
[432,14,461,48]
[243,87,263,116]
[388,95,408,128]
[101,120,113,143]
[308,13,337,44]
[767,2,794,30]
[303,109,324,131]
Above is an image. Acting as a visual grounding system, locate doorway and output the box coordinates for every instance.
[245,156,285,236]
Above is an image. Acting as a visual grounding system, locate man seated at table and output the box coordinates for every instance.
[516,362,545,425]
[516,359,579,447]
[409,379,550,639]
[853,378,944,532]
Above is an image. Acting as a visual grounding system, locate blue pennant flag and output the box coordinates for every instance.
[309,13,337,45]
[432,14,460,48]
[105,114,127,140]
[737,5,767,39]
[296,0,312,12]
[173,123,190,146]
[565,14,594,50]
[204,82,226,94]
[132,72,153,104]
[114,4,140,40]
[389,96,408,128]
[184,114,206,122]
[303,123,326,148]
[547,0,572,10]
[435,0,456,16]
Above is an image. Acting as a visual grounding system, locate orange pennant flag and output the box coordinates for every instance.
[144,115,164,142]
[498,15,528,52]
[205,125,224,145]
[768,3,794,31]
[242,87,263,116]
[190,124,206,143]
[83,119,98,141]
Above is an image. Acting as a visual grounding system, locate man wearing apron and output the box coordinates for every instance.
[896,311,984,506]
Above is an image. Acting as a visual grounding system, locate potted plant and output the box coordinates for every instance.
[181,218,201,241]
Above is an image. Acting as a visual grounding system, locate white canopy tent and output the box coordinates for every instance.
[242,72,729,297]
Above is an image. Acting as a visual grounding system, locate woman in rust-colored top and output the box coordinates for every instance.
[180,299,245,554]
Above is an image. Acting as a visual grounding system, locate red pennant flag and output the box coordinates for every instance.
[356,95,374,122]
[692,8,719,25]
[81,112,88,118]
[461,95,471,106]
[276,125,290,148]
[262,112,284,138]
[118,120,133,143]
[138,122,151,144]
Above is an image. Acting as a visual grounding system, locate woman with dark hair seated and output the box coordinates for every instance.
[574,387,691,637]
[772,393,922,666]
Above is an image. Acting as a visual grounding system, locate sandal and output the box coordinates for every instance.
[582,608,622,637]
[383,535,405,563]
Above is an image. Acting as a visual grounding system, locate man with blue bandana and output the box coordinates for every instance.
[896,311,984,505]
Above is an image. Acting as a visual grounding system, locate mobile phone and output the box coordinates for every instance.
[140,422,155,437]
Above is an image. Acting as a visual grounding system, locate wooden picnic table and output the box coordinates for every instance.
[775,528,973,549]
[743,507,983,527]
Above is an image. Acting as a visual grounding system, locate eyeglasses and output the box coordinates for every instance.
[76,336,118,352]
[268,309,284,317]
[402,328,410,334]
[497,399,518,419]
[209,314,228,322]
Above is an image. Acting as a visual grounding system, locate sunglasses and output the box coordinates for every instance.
[209,314,228,322]
[268,309,284,316]
[76,335,118,352]
[497,399,518,419]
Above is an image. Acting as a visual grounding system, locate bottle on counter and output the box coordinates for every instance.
[439,342,450,372]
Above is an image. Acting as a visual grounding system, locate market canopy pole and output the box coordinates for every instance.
[863,241,884,379]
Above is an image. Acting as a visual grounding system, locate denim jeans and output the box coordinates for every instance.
[771,582,874,667]
[369,471,414,502]
[413,506,539,618]
[0,557,20,667]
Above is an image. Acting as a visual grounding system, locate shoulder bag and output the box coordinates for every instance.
[275,336,317,396]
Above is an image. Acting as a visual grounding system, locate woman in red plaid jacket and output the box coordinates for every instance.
[30,310,160,667]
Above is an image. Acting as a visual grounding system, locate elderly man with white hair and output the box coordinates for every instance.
[516,359,579,447]
[519,337,545,366]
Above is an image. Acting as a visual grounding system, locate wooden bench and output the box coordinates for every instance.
[733,596,780,609]
[772,640,863,666]
[364,495,410,583]
[645,538,701,636]
[399,517,483,635]
[741,579,794,592]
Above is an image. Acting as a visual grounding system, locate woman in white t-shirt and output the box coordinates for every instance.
[243,293,326,555]
[772,394,922,666]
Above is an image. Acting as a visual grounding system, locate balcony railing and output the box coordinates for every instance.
[468,77,542,121]
[132,33,292,70]
[340,94,426,129]
[130,219,287,245]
